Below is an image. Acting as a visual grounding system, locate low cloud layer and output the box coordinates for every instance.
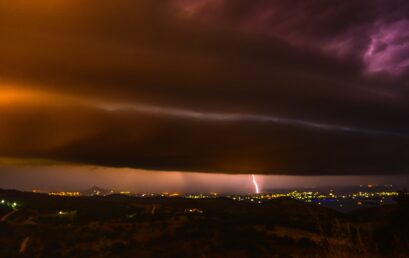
[0,0,408,174]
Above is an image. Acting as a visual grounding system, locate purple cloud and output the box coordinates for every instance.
[173,0,409,77]
[364,19,409,75]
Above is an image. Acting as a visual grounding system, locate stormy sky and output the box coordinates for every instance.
[1,0,409,176]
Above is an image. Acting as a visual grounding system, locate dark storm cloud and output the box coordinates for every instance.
[0,102,407,175]
[0,0,408,174]
[175,0,409,70]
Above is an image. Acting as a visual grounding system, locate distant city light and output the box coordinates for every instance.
[185,208,203,214]
[48,192,81,197]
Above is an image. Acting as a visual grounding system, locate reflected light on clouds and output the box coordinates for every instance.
[0,165,407,194]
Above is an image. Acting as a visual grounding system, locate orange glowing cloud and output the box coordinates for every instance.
[0,86,71,108]
[0,84,108,109]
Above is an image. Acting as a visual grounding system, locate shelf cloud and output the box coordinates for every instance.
[0,0,408,174]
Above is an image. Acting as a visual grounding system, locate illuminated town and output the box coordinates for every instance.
[0,185,407,257]
[31,184,401,212]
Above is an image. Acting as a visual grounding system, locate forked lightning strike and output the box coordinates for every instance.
[252,174,260,194]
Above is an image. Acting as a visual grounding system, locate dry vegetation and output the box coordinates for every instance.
[0,190,407,257]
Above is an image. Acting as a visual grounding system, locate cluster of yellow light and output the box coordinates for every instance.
[141,193,156,197]
[48,192,81,197]
[160,192,180,197]
[227,190,399,203]
[57,210,77,217]
[185,208,203,214]
[119,191,131,195]
[184,194,216,199]
[233,191,327,201]
[169,193,180,197]
[351,191,398,199]
[32,189,46,193]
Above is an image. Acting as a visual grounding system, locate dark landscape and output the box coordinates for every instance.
[0,189,408,258]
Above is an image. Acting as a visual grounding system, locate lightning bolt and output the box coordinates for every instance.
[252,174,260,194]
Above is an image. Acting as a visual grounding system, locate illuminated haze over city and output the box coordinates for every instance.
[1,0,409,193]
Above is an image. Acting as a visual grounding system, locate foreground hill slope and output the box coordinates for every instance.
[0,189,407,257]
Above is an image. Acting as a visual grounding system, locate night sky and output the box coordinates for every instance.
[1,1,409,191]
